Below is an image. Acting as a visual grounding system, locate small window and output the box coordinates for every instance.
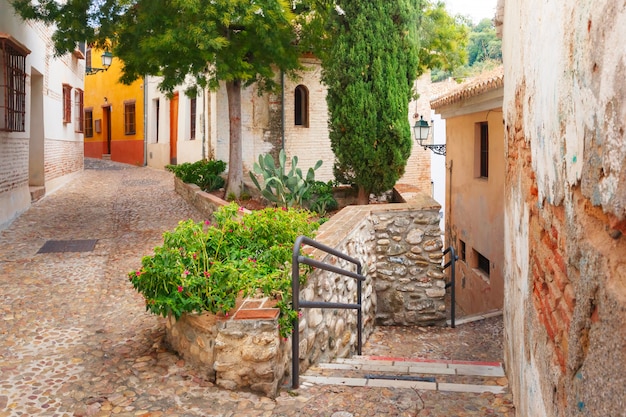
[459,240,466,262]
[74,89,84,132]
[0,35,30,132]
[86,48,92,71]
[190,97,196,140]
[62,84,72,123]
[294,85,309,127]
[124,101,136,135]
[473,249,490,277]
[84,109,93,137]
[476,122,489,178]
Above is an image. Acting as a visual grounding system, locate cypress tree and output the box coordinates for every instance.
[322,0,420,204]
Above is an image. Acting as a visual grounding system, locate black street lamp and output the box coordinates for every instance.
[413,115,446,156]
[86,51,113,75]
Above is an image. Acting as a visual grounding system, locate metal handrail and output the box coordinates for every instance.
[442,246,458,328]
[291,235,366,389]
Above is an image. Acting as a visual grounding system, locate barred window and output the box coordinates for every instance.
[74,89,84,132]
[63,84,72,123]
[0,35,30,132]
[124,101,136,135]
[84,108,93,137]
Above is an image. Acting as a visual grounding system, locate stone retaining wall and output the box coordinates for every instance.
[167,179,444,396]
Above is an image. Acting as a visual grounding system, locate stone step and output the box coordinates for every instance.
[301,355,508,394]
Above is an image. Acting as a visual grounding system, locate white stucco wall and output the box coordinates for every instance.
[0,3,84,229]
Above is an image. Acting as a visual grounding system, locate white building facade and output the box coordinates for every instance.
[0,2,85,229]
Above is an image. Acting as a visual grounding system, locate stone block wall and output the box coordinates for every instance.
[373,208,446,326]
[168,179,445,396]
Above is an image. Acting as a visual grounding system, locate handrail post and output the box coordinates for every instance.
[290,235,365,389]
[357,263,362,355]
[443,246,458,328]
[291,236,303,389]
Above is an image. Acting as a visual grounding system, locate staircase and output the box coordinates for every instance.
[301,355,508,394]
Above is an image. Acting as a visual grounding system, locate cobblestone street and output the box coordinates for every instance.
[0,159,514,416]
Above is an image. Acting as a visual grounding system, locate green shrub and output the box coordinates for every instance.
[249,150,322,208]
[129,203,319,337]
[306,180,339,215]
[166,159,227,192]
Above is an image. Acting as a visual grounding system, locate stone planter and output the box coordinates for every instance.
[164,297,286,398]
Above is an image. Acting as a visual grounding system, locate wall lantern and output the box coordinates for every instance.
[86,51,113,75]
[413,115,446,156]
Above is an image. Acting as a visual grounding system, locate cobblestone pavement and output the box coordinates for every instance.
[0,159,515,417]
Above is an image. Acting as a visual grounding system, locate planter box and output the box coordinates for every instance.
[164,297,287,398]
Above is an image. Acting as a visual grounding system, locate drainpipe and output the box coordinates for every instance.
[143,77,148,166]
[202,86,206,160]
[281,70,285,150]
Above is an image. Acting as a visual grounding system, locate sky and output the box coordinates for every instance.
[444,0,498,24]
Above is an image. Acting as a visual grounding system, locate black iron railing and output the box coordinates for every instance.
[290,235,366,389]
[442,246,458,328]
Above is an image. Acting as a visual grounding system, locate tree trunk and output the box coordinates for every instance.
[225,79,243,198]
[356,185,370,205]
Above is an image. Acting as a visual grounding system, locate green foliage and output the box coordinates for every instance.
[321,0,419,199]
[249,150,323,208]
[431,18,502,82]
[129,203,320,337]
[467,18,502,66]
[417,1,469,75]
[305,181,338,215]
[166,159,227,192]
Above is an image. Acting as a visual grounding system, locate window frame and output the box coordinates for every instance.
[74,89,84,132]
[479,122,489,178]
[0,35,30,132]
[124,100,136,135]
[84,108,94,137]
[62,84,72,124]
[294,85,309,127]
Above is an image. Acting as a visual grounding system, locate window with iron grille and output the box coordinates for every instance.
[84,108,93,137]
[124,101,136,135]
[480,122,489,178]
[190,97,196,140]
[74,89,84,132]
[63,84,72,123]
[0,35,30,132]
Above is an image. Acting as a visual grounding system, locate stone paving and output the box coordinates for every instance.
[0,158,515,416]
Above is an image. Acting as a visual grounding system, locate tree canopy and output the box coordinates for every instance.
[11,0,303,197]
[431,17,502,82]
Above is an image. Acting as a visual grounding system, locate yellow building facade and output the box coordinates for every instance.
[84,47,145,165]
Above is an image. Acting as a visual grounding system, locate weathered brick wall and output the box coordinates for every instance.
[0,137,29,195]
[44,140,84,183]
[502,2,626,416]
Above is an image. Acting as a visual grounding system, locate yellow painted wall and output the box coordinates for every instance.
[445,108,505,315]
[84,47,145,165]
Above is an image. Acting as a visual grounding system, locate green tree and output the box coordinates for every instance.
[321,1,420,204]
[11,0,302,198]
[417,1,468,74]
[467,18,502,66]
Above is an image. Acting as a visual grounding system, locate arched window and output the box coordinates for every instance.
[294,85,309,127]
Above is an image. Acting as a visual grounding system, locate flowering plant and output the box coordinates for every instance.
[129,203,319,337]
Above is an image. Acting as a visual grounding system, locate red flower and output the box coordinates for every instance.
[177,286,183,293]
